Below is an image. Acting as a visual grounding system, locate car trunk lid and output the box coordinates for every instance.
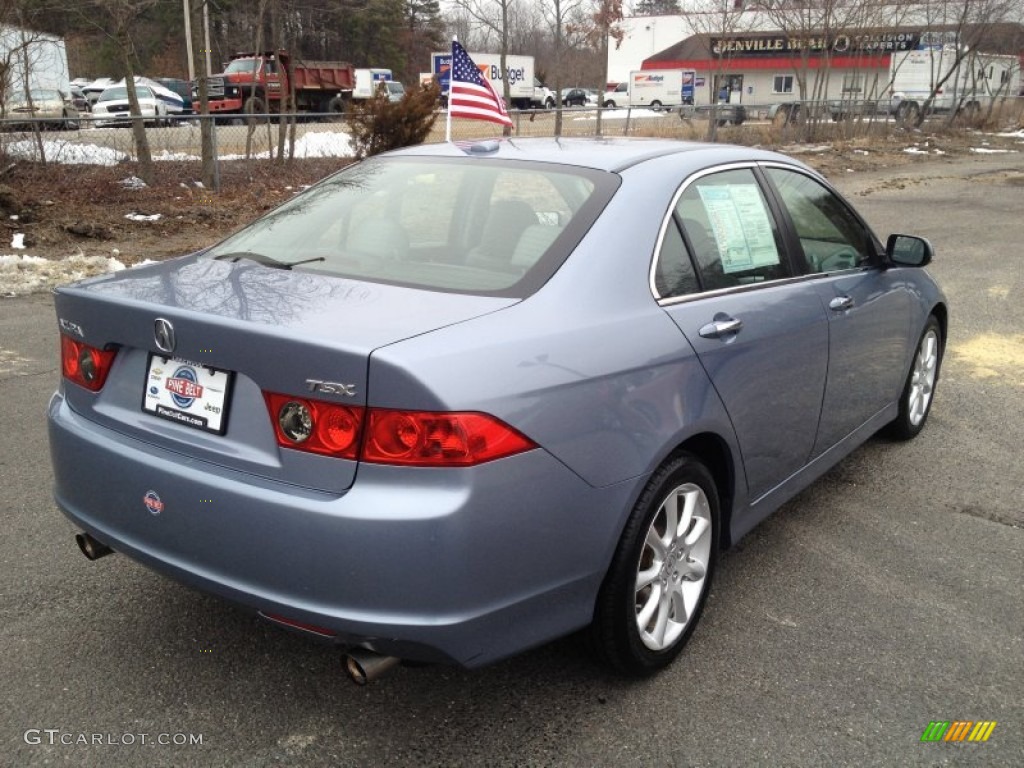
[54,256,516,493]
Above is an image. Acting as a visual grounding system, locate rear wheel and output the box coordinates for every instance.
[650,100,662,112]
[887,316,942,440]
[326,96,346,122]
[897,101,920,126]
[591,453,719,675]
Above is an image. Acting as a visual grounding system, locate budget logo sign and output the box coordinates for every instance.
[920,721,997,742]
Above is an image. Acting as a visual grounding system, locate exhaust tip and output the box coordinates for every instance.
[76,532,114,561]
[345,650,401,685]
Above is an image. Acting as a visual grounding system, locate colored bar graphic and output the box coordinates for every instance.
[968,722,997,742]
[944,721,972,741]
[921,721,950,742]
[921,720,996,742]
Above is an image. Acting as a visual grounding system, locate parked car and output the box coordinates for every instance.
[679,102,747,126]
[561,87,589,107]
[49,138,946,680]
[380,80,405,103]
[603,81,628,108]
[81,77,117,106]
[69,85,90,113]
[3,87,80,129]
[154,77,194,115]
[91,84,169,127]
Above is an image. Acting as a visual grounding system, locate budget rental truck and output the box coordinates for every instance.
[431,51,555,110]
[196,50,356,116]
[602,69,696,110]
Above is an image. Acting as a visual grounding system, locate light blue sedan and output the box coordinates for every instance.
[49,138,945,681]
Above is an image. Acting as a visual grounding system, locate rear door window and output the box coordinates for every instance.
[673,168,789,292]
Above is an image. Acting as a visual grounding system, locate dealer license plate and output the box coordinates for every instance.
[142,355,233,435]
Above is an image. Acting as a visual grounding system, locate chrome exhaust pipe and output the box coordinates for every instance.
[345,650,401,685]
[76,532,114,561]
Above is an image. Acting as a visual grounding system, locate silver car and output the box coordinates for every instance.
[49,138,946,680]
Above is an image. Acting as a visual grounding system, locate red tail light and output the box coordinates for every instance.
[264,392,363,460]
[363,409,536,467]
[60,335,117,392]
[263,394,536,467]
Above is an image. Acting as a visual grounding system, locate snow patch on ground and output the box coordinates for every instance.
[970,147,1016,154]
[4,139,130,165]
[125,212,163,222]
[10,234,26,250]
[572,108,666,122]
[222,131,354,159]
[0,254,128,297]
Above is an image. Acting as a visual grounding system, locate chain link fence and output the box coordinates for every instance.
[3,98,1021,181]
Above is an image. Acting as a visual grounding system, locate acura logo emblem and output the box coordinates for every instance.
[154,318,176,355]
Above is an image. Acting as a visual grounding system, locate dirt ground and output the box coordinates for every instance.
[2,128,1020,265]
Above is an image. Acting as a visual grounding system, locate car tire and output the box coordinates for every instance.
[897,101,920,125]
[650,100,662,112]
[591,452,719,676]
[603,100,615,109]
[887,316,942,440]
[244,96,267,123]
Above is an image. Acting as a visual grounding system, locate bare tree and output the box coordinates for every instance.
[189,0,217,189]
[575,0,624,137]
[544,0,586,135]
[675,0,755,141]
[747,0,895,137]
[76,0,160,183]
[452,0,520,134]
[909,0,1017,127]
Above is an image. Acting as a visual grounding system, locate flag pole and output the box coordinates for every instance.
[445,37,455,143]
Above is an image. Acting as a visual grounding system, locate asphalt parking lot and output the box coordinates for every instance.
[1,151,1021,767]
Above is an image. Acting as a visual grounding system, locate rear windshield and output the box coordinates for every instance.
[203,156,617,297]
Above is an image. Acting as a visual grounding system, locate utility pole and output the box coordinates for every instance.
[183,0,195,81]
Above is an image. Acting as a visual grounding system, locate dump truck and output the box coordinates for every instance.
[195,50,356,117]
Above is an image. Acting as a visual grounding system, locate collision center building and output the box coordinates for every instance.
[609,14,1024,109]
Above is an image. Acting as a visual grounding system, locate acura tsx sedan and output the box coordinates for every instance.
[49,138,945,680]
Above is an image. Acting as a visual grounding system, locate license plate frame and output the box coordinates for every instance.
[142,355,234,435]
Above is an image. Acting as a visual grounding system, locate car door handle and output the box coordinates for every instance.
[829,296,854,312]
[698,317,744,339]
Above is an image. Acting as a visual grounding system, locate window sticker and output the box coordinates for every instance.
[697,185,780,273]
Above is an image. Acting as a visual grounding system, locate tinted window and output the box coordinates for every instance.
[765,168,874,273]
[203,157,616,298]
[654,220,698,299]
[674,168,788,291]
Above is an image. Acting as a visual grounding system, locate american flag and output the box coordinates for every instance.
[449,40,513,127]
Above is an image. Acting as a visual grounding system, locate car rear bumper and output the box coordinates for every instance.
[48,391,637,667]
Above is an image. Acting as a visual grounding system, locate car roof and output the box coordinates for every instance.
[384,137,801,174]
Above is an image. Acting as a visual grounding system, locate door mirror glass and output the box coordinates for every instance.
[886,234,933,267]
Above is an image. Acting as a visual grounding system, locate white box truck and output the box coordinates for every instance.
[1,24,70,96]
[602,69,696,110]
[431,51,555,110]
[889,49,1021,121]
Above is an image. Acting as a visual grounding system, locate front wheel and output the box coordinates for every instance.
[591,453,719,675]
[887,316,942,440]
[650,100,662,112]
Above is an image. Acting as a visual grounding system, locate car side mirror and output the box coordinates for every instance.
[886,234,933,267]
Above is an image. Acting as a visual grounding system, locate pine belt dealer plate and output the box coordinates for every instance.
[142,355,233,435]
